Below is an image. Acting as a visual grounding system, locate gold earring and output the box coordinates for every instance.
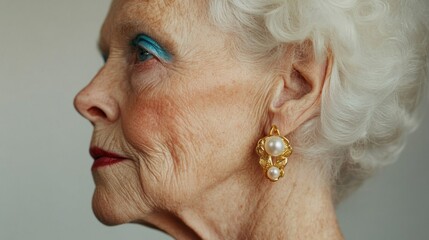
[255,125,292,182]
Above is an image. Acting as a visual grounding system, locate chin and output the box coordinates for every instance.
[92,188,133,226]
[90,175,150,226]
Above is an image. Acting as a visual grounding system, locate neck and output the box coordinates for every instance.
[148,158,344,240]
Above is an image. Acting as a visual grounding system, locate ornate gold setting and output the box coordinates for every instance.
[255,125,292,182]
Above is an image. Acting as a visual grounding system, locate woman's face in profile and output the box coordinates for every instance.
[74,0,268,225]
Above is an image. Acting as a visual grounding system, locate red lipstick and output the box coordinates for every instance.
[90,147,127,170]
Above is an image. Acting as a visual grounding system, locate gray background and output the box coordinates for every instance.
[0,1,427,239]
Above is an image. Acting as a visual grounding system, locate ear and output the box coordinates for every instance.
[268,41,333,135]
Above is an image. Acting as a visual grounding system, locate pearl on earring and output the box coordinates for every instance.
[255,125,292,182]
[264,136,286,157]
[267,166,281,181]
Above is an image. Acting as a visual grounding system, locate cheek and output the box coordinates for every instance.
[119,70,264,208]
[190,83,261,160]
[122,80,258,161]
[120,93,204,209]
[121,95,191,157]
[122,63,187,153]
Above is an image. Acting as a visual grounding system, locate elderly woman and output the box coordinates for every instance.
[74,0,429,239]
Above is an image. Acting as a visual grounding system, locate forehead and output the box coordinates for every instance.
[102,0,205,36]
[110,0,179,24]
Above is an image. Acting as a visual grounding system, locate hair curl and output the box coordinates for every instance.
[210,0,429,201]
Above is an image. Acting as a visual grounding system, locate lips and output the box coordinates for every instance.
[90,147,127,170]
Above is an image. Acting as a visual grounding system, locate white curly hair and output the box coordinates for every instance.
[209,0,429,201]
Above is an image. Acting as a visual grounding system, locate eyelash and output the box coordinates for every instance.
[100,34,171,68]
[131,34,171,64]
[99,47,153,64]
[135,45,154,63]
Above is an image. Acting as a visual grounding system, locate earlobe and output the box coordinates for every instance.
[268,43,333,135]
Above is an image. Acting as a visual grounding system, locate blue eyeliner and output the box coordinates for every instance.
[132,34,172,62]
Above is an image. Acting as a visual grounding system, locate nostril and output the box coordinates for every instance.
[88,107,107,119]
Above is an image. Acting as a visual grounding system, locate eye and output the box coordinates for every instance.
[131,34,172,63]
[136,46,154,62]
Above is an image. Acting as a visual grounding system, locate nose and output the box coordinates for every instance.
[74,69,119,125]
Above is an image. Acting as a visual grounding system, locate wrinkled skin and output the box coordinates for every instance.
[75,0,266,227]
[74,0,343,239]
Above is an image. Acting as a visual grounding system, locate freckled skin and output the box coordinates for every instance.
[75,1,345,238]
[76,0,267,227]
